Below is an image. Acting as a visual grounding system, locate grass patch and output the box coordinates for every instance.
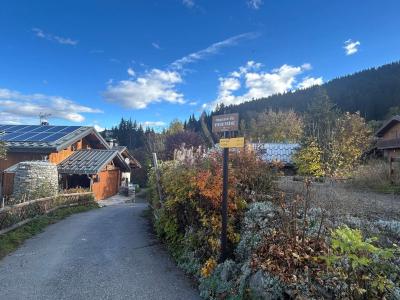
[374,184,400,195]
[0,202,99,260]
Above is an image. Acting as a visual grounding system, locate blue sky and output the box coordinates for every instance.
[1,0,399,131]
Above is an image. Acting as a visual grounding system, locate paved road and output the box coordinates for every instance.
[0,197,200,300]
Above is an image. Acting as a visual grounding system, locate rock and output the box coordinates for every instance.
[11,161,58,203]
[248,270,284,300]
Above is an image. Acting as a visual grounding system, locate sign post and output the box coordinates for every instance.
[212,113,242,262]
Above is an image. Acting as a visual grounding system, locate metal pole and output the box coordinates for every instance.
[220,144,229,262]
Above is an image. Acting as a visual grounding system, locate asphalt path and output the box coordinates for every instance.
[0,198,200,300]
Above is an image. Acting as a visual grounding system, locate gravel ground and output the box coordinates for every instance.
[0,198,200,300]
[278,177,400,221]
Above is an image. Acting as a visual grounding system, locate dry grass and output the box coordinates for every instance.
[350,159,400,193]
[278,176,400,221]
[277,176,400,247]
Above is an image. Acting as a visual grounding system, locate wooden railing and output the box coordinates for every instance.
[377,138,400,149]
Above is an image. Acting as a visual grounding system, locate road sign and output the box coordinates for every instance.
[219,137,245,148]
[211,113,241,263]
[212,113,239,133]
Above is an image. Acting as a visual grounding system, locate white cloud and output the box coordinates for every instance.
[297,76,323,89]
[344,39,360,55]
[182,0,195,8]
[127,68,136,77]
[104,33,257,109]
[32,28,78,46]
[209,61,319,108]
[188,101,198,106]
[103,69,184,109]
[141,121,167,128]
[152,42,161,49]
[93,124,105,132]
[170,32,259,69]
[0,88,102,124]
[247,0,263,9]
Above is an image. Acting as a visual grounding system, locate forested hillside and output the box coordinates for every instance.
[107,61,400,185]
[214,61,400,122]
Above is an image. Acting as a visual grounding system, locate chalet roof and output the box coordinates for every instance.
[111,145,142,168]
[375,115,400,137]
[0,125,109,153]
[252,143,300,165]
[58,149,130,175]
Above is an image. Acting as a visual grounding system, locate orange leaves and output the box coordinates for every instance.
[251,230,329,285]
[194,169,223,208]
[201,258,218,278]
[192,164,240,211]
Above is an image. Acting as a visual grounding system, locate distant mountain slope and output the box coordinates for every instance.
[217,61,400,121]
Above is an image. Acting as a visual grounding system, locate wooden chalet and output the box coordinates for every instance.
[376,115,400,159]
[0,125,137,200]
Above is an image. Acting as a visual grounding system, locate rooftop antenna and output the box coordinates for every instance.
[39,113,51,126]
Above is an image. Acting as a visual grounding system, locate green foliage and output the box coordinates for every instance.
[386,105,400,119]
[214,61,400,122]
[295,106,372,178]
[321,226,399,299]
[325,112,372,177]
[0,193,95,231]
[293,138,325,177]
[166,119,184,135]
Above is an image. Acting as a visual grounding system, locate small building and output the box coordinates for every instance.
[0,124,138,201]
[252,143,300,166]
[376,115,400,159]
[111,145,142,185]
[58,149,130,200]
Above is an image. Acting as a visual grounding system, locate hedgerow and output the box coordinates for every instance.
[149,148,400,299]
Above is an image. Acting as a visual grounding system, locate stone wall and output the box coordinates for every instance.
[11,161,58,204]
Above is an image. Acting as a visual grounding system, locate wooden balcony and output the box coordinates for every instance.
[377,138,400,149]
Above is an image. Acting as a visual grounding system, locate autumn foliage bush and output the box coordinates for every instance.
[148,149,275,276]
[149,149,399,299]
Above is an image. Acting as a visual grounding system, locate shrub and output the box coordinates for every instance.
[293,138,325,177]
[0,192,95,232]
[149,149,276,279]
[321,226,399,299]
[351,159,400,192]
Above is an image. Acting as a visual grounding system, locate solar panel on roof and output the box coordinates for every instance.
[0,132,26,140]
[0,125,82,143]
[7,132,42,141]
[28,125,58,133]
[40,132,70,142]
[24,132,54,141]
[60,126,81,133]
[0,125,15,132]
[3,125,29,132]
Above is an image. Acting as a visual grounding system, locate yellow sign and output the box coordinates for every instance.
[219,137,245,148]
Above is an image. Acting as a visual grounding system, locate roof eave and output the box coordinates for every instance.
[375,116,400,137]
[55,127,110,151]
[5,146,56,154]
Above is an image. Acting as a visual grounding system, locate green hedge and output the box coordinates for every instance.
[0,192,95,232]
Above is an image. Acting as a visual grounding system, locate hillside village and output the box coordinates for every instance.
[0,1,400,299]
[1,64,400,299]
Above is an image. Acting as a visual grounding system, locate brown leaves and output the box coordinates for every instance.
[251,229,329,285]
